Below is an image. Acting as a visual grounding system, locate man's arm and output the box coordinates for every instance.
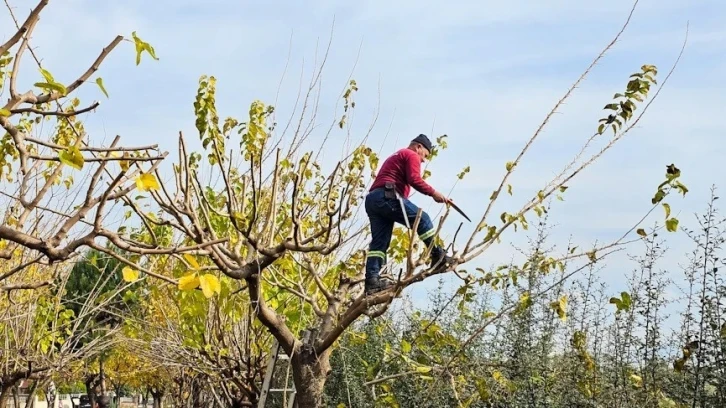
[402,150,437,196]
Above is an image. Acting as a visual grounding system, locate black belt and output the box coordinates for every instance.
[369,183,398,199]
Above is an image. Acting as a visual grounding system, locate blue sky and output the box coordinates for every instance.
[2,0,725,312]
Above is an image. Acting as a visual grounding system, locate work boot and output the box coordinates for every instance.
[365,275,392,295]
[430,248,454,273]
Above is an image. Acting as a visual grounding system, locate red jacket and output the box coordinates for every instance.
[370,148,436,198]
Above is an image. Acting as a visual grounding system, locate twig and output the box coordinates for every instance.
[461,0,641,256]
[0,0,48,56]
[10,102,100,116]
[0,280,52,292]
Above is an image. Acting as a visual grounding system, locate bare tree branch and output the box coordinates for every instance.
[10,101,100,117]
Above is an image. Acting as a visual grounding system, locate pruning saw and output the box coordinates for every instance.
[447,199,471,222]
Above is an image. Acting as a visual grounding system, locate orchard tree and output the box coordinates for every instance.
[0,2,174,402]
[0,260,120,406]
[0,0,176,286]
[124,264,270,406]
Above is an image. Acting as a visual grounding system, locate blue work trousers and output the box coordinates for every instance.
[364,188,442,280]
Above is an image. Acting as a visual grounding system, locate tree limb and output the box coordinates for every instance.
[0,0,48,56]
[10,102,100,117]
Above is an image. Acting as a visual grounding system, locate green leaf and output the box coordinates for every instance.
[0,108,10,116]
[58,146,84,170]
[666,217,679,232]
[604,103,619,110]
[34,81,67,95]
[457,165,470,180]
[662,202,671,219]
[95,77,109,98]
[39,67,55,83]
[415,365,432,374]
[621,291,632,308]
[609,294,631,312]
[505,161,515,171]
[507,184,513,195]
[401,340,412,354]
[597,123,605,134]
[651,189,666,204]
[132,31,160,66]
[636,228,647,237]
[675,181,689,196]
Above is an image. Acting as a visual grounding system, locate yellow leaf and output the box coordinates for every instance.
[121,266,139,282]
[58,146,84,170]
[666,217,679,232]
[183,253,200,269]
[178,274,200,291]
[629,374,643,388]
[119,152,130,172]
[199,274,221,298]
[0,108,10,116]
[558,295,567,321]
[136,172,159,191]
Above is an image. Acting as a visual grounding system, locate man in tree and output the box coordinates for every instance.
[364,134,453,294]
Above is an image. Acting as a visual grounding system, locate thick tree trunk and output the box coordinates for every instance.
[25,380,39,408]
[12,384,20,408]
[0,382,13,408]
[291,347,332,408]
[85,376,97,408]
[97,357,110,408]
[45,380,57,407]
[114,384,122,407]
[151,390,165,408]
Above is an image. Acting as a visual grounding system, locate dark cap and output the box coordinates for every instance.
[411,134,433,153]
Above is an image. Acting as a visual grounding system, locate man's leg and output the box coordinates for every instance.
[364,191,395,295]
[396,197,452,271]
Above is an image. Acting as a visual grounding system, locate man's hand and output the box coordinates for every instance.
[432,191,449,203]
